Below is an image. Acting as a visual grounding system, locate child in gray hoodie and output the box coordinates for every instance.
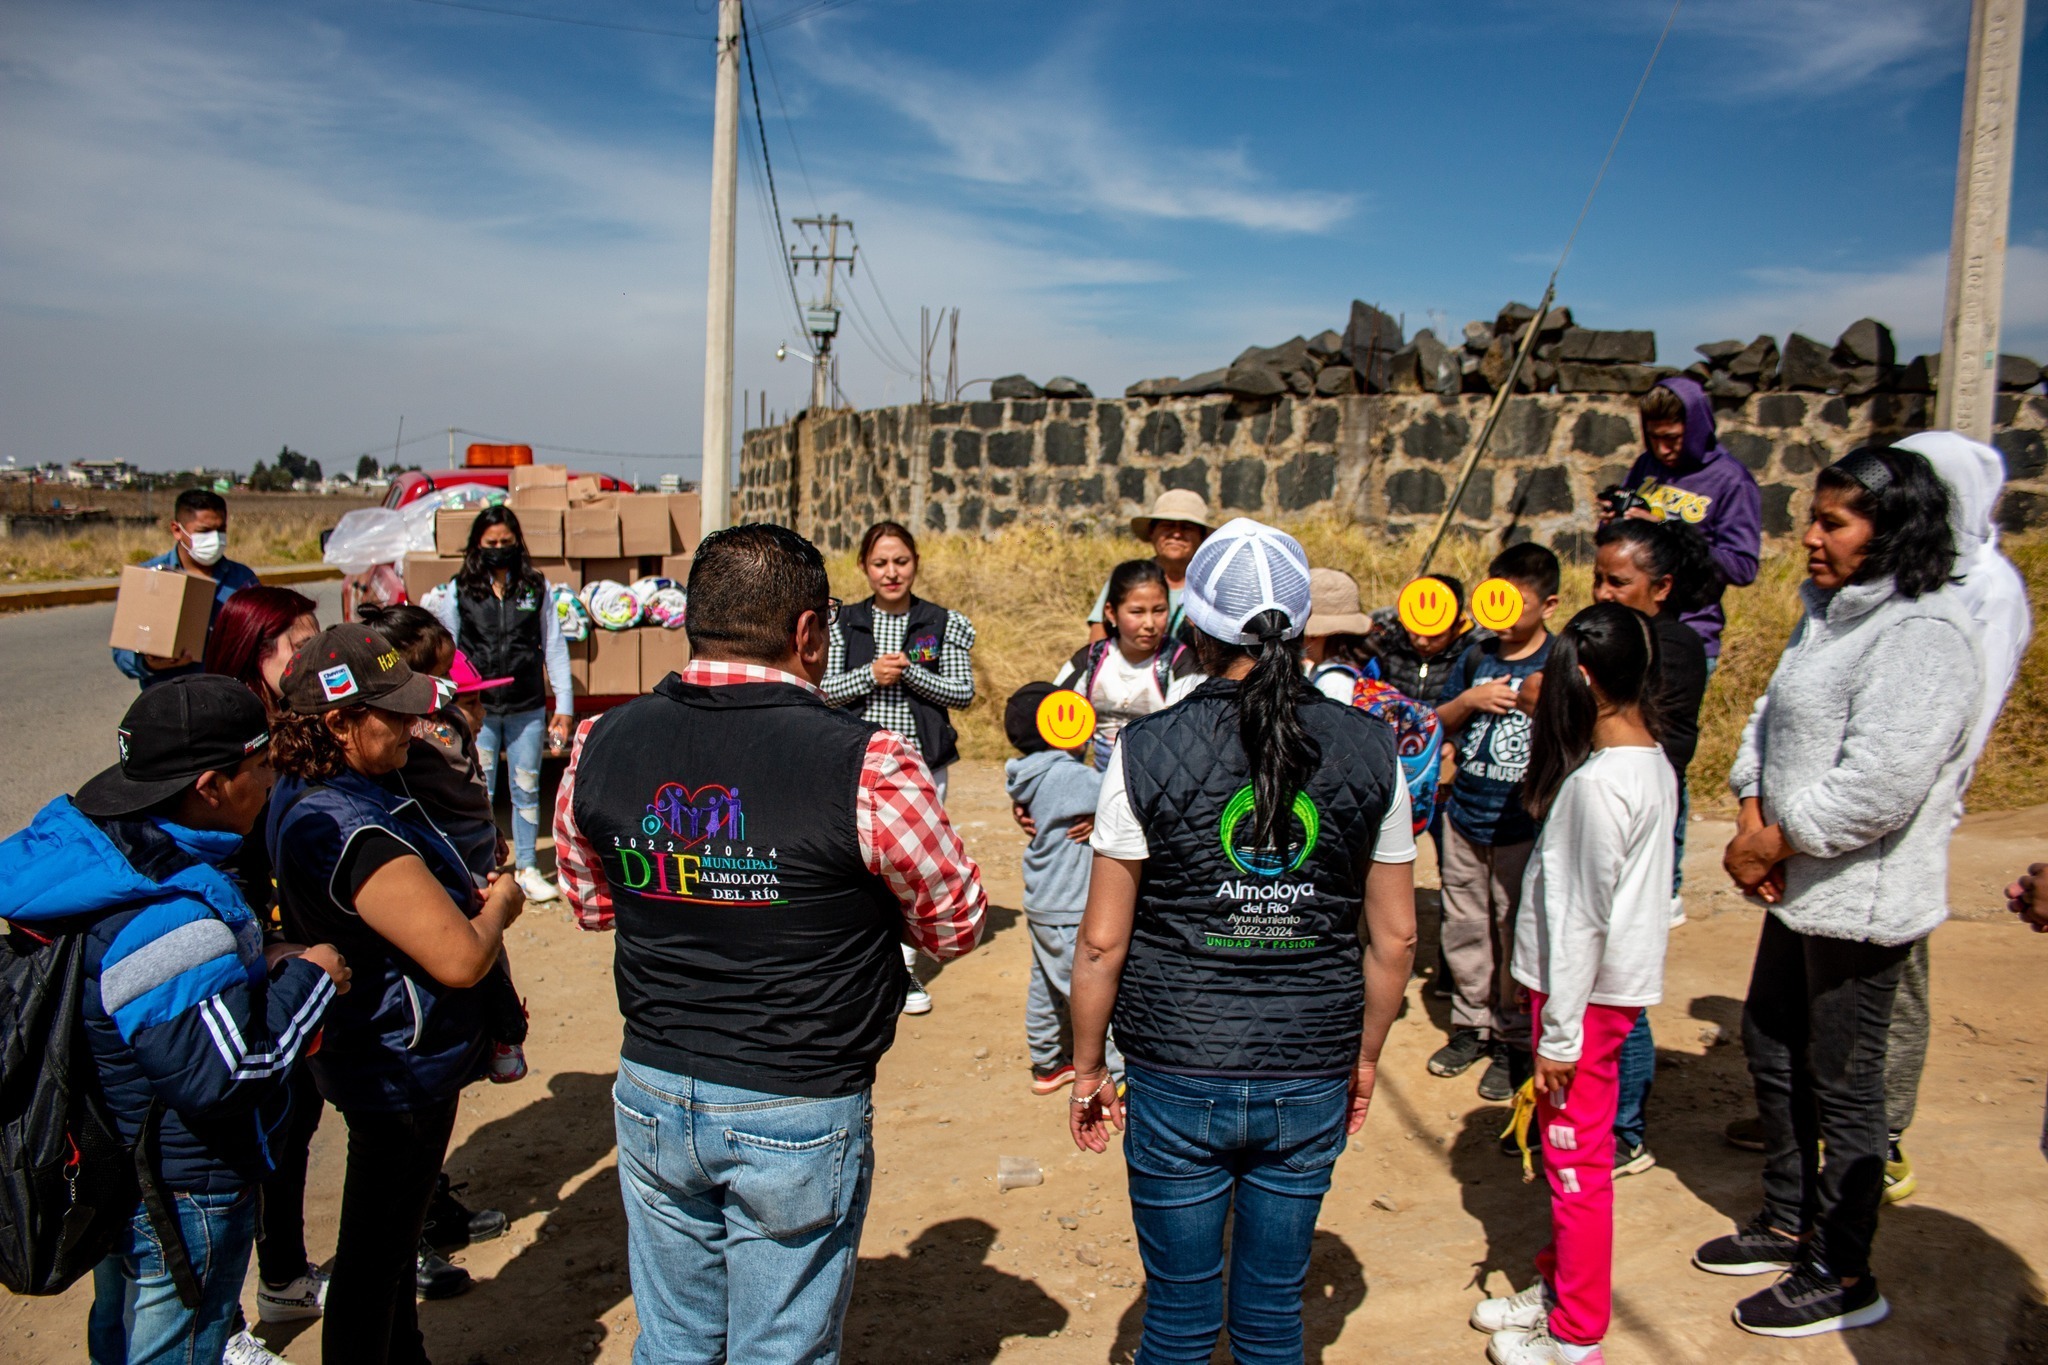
[1004,683,1125,1095]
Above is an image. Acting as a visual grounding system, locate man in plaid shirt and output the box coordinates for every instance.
[553,523,985,1363]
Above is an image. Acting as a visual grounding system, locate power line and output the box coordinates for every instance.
[455,429,694,460]
[752,13,820,212]
[756,0,860,36]
[845,229,921,368]
[740,7,811,349]
[403,0,714,40]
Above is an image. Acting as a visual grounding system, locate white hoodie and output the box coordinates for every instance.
[1896,430,2033,773]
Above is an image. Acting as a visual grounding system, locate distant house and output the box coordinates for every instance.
[68,458,140,489]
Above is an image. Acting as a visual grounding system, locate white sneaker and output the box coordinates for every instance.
[1471,1279,1549,1334]
[255,1263,327,1323]
[516,867,561,902]
[224,1328,294,1364]
[1488,1324,1605,1365]
[901,970,932,1015]
[1670,892,1687,926]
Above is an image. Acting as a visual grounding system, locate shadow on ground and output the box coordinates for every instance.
[843,1218,1066,1363]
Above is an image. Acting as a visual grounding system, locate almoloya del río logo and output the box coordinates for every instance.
[1218,785,1320,878]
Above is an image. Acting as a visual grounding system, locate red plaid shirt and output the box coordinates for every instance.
[552,659,986,960]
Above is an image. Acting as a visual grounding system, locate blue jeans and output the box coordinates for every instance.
[476,706,545,869]
[612,1059,874,1365]
[1615,1011,1655,1148]
[89,1188,256,1365]
[1121,1064,1350,1365]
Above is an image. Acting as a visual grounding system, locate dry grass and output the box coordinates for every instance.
[0,495,370,584]
[841,520,2048,814]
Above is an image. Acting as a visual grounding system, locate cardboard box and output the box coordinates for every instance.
[403,554,462,602]
[435,508,480,557]
[659,553,693,581]
[666,493,702,555]
[578,557,638,586]
[564,505,621,558]
[517,507,563,558]
[109,566,214,662]
[508,463,568,495]
[567,638,589,694]
[613,494,675,556]
[533,558,581,591]
[640,626,691,690]
[510,484,569,512]
[567,476,606,505]
[586,629,641,695]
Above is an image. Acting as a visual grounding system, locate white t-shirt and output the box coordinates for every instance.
[1510,746,1678,1064]
[1054,648,1202,752]
[1090,742,1416,864]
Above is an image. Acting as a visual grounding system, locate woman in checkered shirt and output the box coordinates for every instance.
[824,521,978,1014]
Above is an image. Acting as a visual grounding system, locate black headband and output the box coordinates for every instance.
[1831,449,1895,496]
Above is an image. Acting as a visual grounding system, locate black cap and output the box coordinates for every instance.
[1004,681,1059,754]
[278,624,445,717]
[74,675,272,818]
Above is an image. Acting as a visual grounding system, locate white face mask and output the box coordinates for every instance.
[185,530,226,566]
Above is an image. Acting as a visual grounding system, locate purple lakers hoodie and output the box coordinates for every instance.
[1620,376,1762,657]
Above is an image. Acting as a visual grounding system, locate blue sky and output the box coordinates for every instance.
[1,0,2043,481]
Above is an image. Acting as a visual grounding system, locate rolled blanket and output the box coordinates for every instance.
[581,579,643,631]
[632,576,689,629]
[551,583,592,641]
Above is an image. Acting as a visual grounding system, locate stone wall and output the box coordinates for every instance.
[738,389,2048,555]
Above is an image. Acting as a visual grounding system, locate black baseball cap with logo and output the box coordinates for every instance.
[278,624,447,717]
[73,675,273,818]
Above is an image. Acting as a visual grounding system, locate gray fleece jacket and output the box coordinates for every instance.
[1004,749,1101,923]
[1729,577,1983,945]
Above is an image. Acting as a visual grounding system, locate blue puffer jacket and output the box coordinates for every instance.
[0,798,335,1193]
[266,768,492,1113]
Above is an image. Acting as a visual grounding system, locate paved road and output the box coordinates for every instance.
[0,582,344,835]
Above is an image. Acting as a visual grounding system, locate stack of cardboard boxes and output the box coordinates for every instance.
[403,465,702,698]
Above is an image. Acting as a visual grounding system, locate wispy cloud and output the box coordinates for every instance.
[802,37,1357,234]
[1674,0,1969,95]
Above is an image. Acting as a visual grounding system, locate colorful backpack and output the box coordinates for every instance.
[1351,676,1443,836]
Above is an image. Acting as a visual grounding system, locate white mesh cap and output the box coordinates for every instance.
[1181,517,1314,645]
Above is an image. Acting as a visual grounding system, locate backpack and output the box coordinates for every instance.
[1351,676,1444,836]
[0,917,200,1303]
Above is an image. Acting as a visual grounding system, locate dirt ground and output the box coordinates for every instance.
[6,760,2048,1364]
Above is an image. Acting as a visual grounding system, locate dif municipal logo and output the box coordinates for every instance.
[1218,785,1320,878]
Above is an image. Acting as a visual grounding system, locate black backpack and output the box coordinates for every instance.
[0,917,197,1303]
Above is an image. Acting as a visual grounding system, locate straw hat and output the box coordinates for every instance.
[1303,567,1374,637]
[1131,488,1213,541]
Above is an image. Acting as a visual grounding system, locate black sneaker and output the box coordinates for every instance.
[1476,1047,1514,1102]
[1614,1141,1657,1177]
[423,1174,507,1252]
[416,1241,472,1300]
[1693,1213,1802,1276]
[1734,1264,1889,1337]
[1429,1029,1491,1078]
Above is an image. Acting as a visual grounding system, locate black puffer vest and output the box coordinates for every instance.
[572,676,907,1098]
[456,572,546,715]
[1113,678,1398,1077]
[835,596,961,769]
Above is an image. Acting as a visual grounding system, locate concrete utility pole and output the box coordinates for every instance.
[792,214,857,412]
[1936,0,2026,443]
[700,0,741,538]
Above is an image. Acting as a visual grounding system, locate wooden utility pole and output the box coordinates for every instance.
[700,0,741,537]
[791,214,856,412]
[1936,0,2026,443]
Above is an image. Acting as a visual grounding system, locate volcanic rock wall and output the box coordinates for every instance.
[738,387,2048,555]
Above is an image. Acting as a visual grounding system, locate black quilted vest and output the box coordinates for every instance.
[1113,678,1398,1077]
[455,573,546,715]
[835,596,961,769]
[571,676,906,1098]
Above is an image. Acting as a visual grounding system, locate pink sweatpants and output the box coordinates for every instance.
[1528,993,1640,1348]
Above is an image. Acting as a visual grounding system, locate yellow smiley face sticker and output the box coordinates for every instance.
[1470,577,1527,633]
[1397,577,1459,637]
[1036,689,1098,750]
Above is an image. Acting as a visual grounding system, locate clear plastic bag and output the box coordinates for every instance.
[322,508,414,573]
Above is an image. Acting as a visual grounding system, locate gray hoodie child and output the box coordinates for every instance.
[1004,749,1102,923]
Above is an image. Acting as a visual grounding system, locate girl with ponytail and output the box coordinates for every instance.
[1470,602,1676,1365]
[1065,518,1418,1363]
